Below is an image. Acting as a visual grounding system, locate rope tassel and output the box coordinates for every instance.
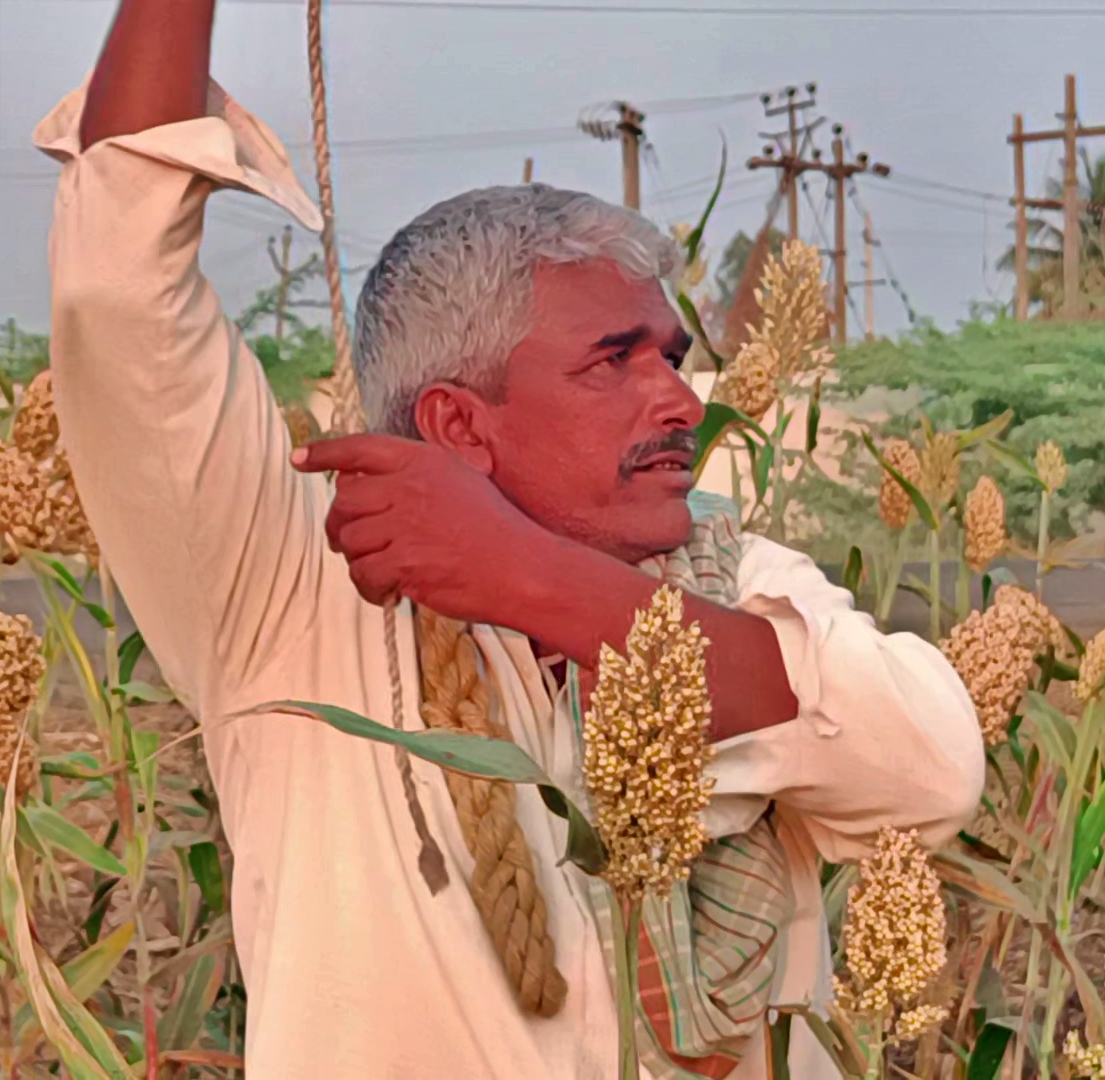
[306,0,449,896]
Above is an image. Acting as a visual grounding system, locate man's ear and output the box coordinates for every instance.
[413,383,496,474]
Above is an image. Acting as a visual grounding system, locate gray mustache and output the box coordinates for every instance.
[618,429,699,481]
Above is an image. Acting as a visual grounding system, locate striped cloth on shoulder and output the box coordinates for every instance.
[566,491,795,1079]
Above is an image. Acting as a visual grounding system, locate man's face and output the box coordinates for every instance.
[482,258,704,564]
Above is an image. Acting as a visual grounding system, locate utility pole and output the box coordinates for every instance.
[831,135,848,343]
[1012,114,1029,321]
[1008,74,1105,321]
[1062,75,1081,318]
[749,117,889,343]
[578,101,646,210]
[618,103,645,210]
[863,212,875,339]
[523,157,534,183]
[267,225,294,343]
[850,212,886,341]
[747,84,821,239]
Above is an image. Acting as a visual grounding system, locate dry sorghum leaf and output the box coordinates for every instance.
[582,584,715,901]
[963,476,1007,571]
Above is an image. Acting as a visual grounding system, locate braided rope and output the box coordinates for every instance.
[415,607,567,1017]
[307,0,448,895]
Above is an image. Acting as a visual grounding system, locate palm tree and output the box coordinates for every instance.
[999,150,1105,318]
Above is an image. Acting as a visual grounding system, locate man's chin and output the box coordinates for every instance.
[617,497,694,563]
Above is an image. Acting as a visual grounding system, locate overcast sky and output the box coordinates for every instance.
[2,0,1103,340]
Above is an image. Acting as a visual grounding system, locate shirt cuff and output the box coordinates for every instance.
[738,591,839,738]
[33,77,323,233]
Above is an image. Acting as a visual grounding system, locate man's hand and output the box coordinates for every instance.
[291,434,551,625]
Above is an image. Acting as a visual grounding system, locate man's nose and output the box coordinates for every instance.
[644,352,706,430]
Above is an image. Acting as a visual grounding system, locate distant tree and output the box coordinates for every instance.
[998,150,1105,318]
[714,226,786,311]
[0,317,50,386]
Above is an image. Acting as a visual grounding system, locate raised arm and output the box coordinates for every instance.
[39,0,328,715]
[81,0,216,150]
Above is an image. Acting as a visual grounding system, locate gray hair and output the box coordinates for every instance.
[352,183,682,438]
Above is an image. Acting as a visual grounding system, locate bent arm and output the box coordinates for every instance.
[81,0,216,150]
[707,536,986,858]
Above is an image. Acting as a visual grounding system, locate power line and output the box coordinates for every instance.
[862,182,996,216]
[889,171,1010,202]
[638,89,775,114]
[287,126,583,154]
[29,0,1105,13]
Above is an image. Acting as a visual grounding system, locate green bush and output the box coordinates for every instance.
[824,317,1105,550]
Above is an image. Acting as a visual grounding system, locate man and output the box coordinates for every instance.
[37,1,984,1076]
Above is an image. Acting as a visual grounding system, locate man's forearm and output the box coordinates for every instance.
[81,0,217,151]
[508,534,799,741]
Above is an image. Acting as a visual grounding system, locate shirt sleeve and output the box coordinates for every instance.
[706,534,986,861]
[35,81,332,716]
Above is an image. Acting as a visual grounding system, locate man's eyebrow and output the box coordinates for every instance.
[589,325,649,352]
[588,325,693,358]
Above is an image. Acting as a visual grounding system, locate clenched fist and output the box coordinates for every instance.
[291,434,552,626]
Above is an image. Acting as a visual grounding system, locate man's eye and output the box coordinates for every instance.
[664,351,686,369]
[604,349,632,366]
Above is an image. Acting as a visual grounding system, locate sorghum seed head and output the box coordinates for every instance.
[892,1004,950,1044]
[1075,628,1105,704]
[753,239,834,383]
[840,827,947,1015]
[1063,1030,1105,1078]
[716,339,780,421]
[12,369,59,461]
[1035,440,1068,495]
[0,612,45,800]
[919,432,960,510]
[879,439,922,530]
[963,476,1007,572]
[941,585,1064,746]
[0,443,98,566]
[582,585,716,900]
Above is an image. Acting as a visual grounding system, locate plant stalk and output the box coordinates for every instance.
[955,526,971,623]
[876,527,910,630]
[928,525,942,644]
[1036,490,1051,600]
[612,894,642,1080]
[768,415,787,543]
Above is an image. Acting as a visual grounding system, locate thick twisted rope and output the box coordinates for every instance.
[307,0,449,896]
[415,607,567,1017]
